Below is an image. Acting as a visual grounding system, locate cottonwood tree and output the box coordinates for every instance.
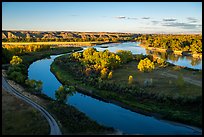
[10,56,23,65]
[138,58,155,72]
[128,75,133,85]
[25,79,43,94]
[55,85,75,103]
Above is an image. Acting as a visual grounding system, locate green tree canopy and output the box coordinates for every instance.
[55,85,75,103]
[25,79,43,94]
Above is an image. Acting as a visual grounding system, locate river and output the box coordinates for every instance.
[28,42,202,135]
[91,42,202,70]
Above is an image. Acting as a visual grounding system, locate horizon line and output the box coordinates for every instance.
[2,29,202,35]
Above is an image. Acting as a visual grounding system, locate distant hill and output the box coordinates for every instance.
[2,30,139,40]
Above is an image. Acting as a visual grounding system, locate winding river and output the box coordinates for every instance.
[28,42,202,135]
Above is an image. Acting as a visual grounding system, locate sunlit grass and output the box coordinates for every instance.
[110,60,202,98]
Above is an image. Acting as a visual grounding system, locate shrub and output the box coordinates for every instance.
[116,50,133,63]
[7,64,27,75]
[85,67,92,76]
[108,71,113,79]
[25,79,43,94]
[71,52,82,61]
[10,56,23,65]
[100,68,108,79]
[7,65,22,75]
[156,58,166,67]
[8,71,26,84]
[2,48,13,64]
[55,85,75,103]
[138,58,155,72]
[128,75,133,85]
[134,54,145,61]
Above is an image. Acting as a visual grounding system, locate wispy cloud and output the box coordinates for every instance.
[115,16,138,20]
[189,20,198,23]
[127,17,137,20]
[186,17,198,23]
[141,17,150,19]
[187,17,197,21]
[163,18,177,21]
[151,21,160,25]
[162,22,201,30]
[115,16,126,19]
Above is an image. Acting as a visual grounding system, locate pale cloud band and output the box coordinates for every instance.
[115,16,126,19]
[163,18,177,21]
[141,17,150,19]
[187,17,198,23]
[162,22,202,30]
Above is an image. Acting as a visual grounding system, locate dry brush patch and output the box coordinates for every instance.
[2,89,49,135]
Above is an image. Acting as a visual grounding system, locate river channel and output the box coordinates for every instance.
[28,42,202,135]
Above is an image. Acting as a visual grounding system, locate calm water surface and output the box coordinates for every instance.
[28,46,202,134]
[91,42,202,70]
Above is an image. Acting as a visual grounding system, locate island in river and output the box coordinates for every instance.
[50,44,202,130]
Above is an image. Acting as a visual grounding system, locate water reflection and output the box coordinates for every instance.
[28,51,202,135]
[93,42,202,70]
[191,58,201,67]
[144,49,202,69]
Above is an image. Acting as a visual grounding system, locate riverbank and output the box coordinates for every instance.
[3,47,116,135]
[21,47,83,67]
[139,43,202,59]
[50,54,202,128]
[3,72,115,135]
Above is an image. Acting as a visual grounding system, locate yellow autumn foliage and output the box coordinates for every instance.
[138,58,155,72]
[10,56,23,65]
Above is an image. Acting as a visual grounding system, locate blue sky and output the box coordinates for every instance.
[2,2,202,33]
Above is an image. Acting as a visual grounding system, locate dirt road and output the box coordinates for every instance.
[2,76,62,135]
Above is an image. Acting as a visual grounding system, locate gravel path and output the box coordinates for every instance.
[2,76,62,135]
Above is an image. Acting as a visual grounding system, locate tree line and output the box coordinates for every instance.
[69,48,134,79]
[135,34,202,53]
[2,36,134,43]
[2,44,51,64]
[3,44,51,55]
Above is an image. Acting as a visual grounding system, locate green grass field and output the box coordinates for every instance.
[109,61,202,98]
